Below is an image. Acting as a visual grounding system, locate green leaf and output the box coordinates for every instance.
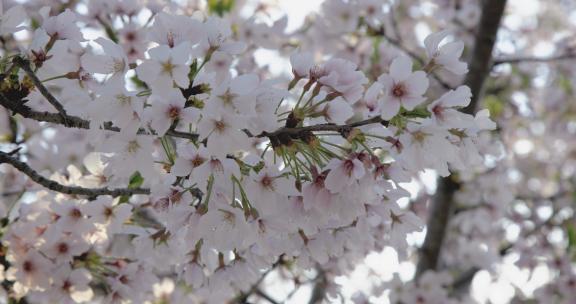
[403,106,431,119]
[559,75,573,95]
[130,75,148,89]
[483,95,504,118]
[568,225,576,249]
[389,115,407,130]
[208,0,235,16]
[128,171,144,189]
[188,59,199,81]
[119,172,144,204]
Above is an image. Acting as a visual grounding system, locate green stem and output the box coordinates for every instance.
[41,74,69,83]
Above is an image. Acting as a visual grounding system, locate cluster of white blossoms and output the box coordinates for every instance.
[0,1,499,303]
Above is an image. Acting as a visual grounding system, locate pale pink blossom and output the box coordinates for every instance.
[377,56,429,119]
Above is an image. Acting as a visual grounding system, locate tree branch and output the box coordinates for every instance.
[12,57,71,126]
[235,259,283,304]
[307,266,327,304]
[255,289,280,304]
[0,150,150,198]
[256,116,388,138]
[0,92,199,141]
[493,52,576,66]
[416,0,508,278]
[3,55,392,146]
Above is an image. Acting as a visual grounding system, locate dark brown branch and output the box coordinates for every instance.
[13,57,71,126]
[0,150,150,197]
[256,116,387,138]
[416,0,508,278]
[0,92,89,128]
[255,289,280,304]
[0,92,199,141]
[165,129,198,141]
[307,266,328,304]
[493,52,576,66]
[2,57,388,145]
[235,259,283,304]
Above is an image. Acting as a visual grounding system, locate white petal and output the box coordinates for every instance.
[231,74,259,95]
[171,66,190,88]
[290,52,314,77]
[172,158,194,176]
[325,167,347,193]
[171,42,192,65]
[424,30,449,58]
[81,54,114,74]
[136,61,161,83]
[379,98,401,120]
[325,98,353,124]
[95,37,122,58]
[405,71,429,95]
[389,56,412,82]
[351,159,366,179]
[148,45,171,62]
[401,96,426,111]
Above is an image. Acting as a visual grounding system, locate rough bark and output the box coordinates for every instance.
[416,0,508,278]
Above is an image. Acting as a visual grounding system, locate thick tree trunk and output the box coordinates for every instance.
[416,0,508,278]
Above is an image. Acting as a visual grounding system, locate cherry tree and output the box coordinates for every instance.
[0,0,574,303]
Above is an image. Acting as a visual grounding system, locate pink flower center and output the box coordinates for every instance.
[167,106,181,119]
[191,155,205,168]
[69,208,82,219]
[104,207,114,218]
[432,104,444,119]
[62,280,72,291]
[392,83,406,98]
[260,175,274,190]
[167,32,175,48]
[125,32,136,42]
[23,260,34,273]
[57,242,69,254]
[343,159,355,176]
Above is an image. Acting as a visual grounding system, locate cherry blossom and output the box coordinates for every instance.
[0,1,568,304]
[377,56,429,119]
[145,89,199,135]
[81,38,129,83]
[0,4,26,35]
[424,30,468,75]
[136,43,192,90]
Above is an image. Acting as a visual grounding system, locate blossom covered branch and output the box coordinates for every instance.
[0,1,505,304]
[0,150,150,197]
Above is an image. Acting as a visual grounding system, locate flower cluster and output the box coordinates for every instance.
[0,1,501,303]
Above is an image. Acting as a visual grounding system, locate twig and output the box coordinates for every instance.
[165,129,198,141]
[256,116,387,138]
[255,289,280,304]
[235,259,283,304]
[493,53,576,66]
[0,150,150,198]
[388,4,403,44]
